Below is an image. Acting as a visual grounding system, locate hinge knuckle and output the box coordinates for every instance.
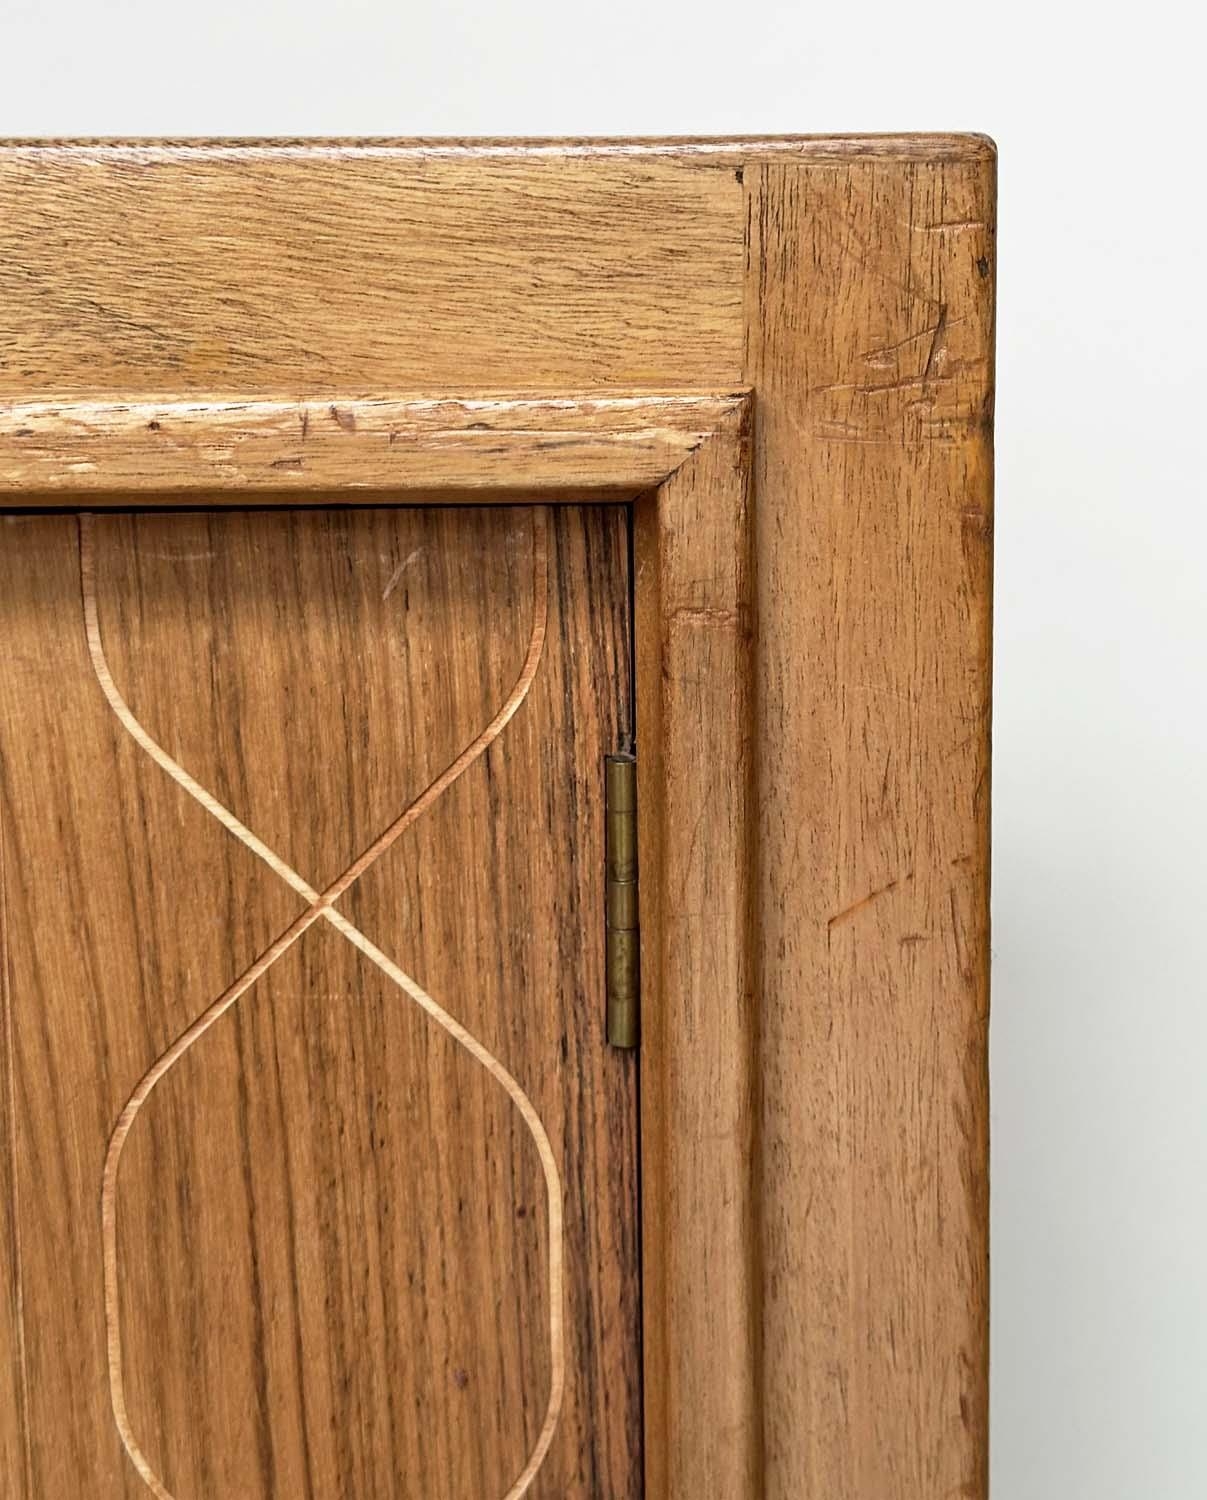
[604,752,639,1049]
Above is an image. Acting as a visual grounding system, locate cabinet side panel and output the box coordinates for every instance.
[746,155,994,1500]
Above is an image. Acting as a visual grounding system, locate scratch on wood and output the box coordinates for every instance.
[810,374,959,398]
[859,327,939,368]
[381,547,425,602]
[922,304,949,383]
[827,872,912,931]
[667,605,743,629]
[948,886,973,983]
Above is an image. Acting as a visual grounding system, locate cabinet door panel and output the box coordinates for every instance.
[0,504,639,1500]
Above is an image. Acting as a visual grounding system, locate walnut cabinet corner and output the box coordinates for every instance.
[0,135,994,1500]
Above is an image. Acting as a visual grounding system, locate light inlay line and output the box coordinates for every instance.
[83,509,562,1500]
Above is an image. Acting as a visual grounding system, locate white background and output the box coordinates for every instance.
[2,4,1203,1495]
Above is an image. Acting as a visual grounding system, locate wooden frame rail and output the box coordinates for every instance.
[0,394,740,497]
[0,390,761,1497]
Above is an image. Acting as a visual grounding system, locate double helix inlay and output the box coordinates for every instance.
[81,509,563,1500]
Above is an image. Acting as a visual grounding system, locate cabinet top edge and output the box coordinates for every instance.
[0,133,997,164]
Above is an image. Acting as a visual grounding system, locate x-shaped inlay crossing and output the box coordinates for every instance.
[81,510,562,1500]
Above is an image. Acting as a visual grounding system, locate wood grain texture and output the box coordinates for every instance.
[0,504,640,1499]
[0,394,743,499]
[0,135,995,1500]
[745,155,994,1500]
[0,149,744,397]
[0,138,990,402]
[633,404,758,1500]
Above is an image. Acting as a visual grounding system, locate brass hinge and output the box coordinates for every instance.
[605,752,639,1049]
